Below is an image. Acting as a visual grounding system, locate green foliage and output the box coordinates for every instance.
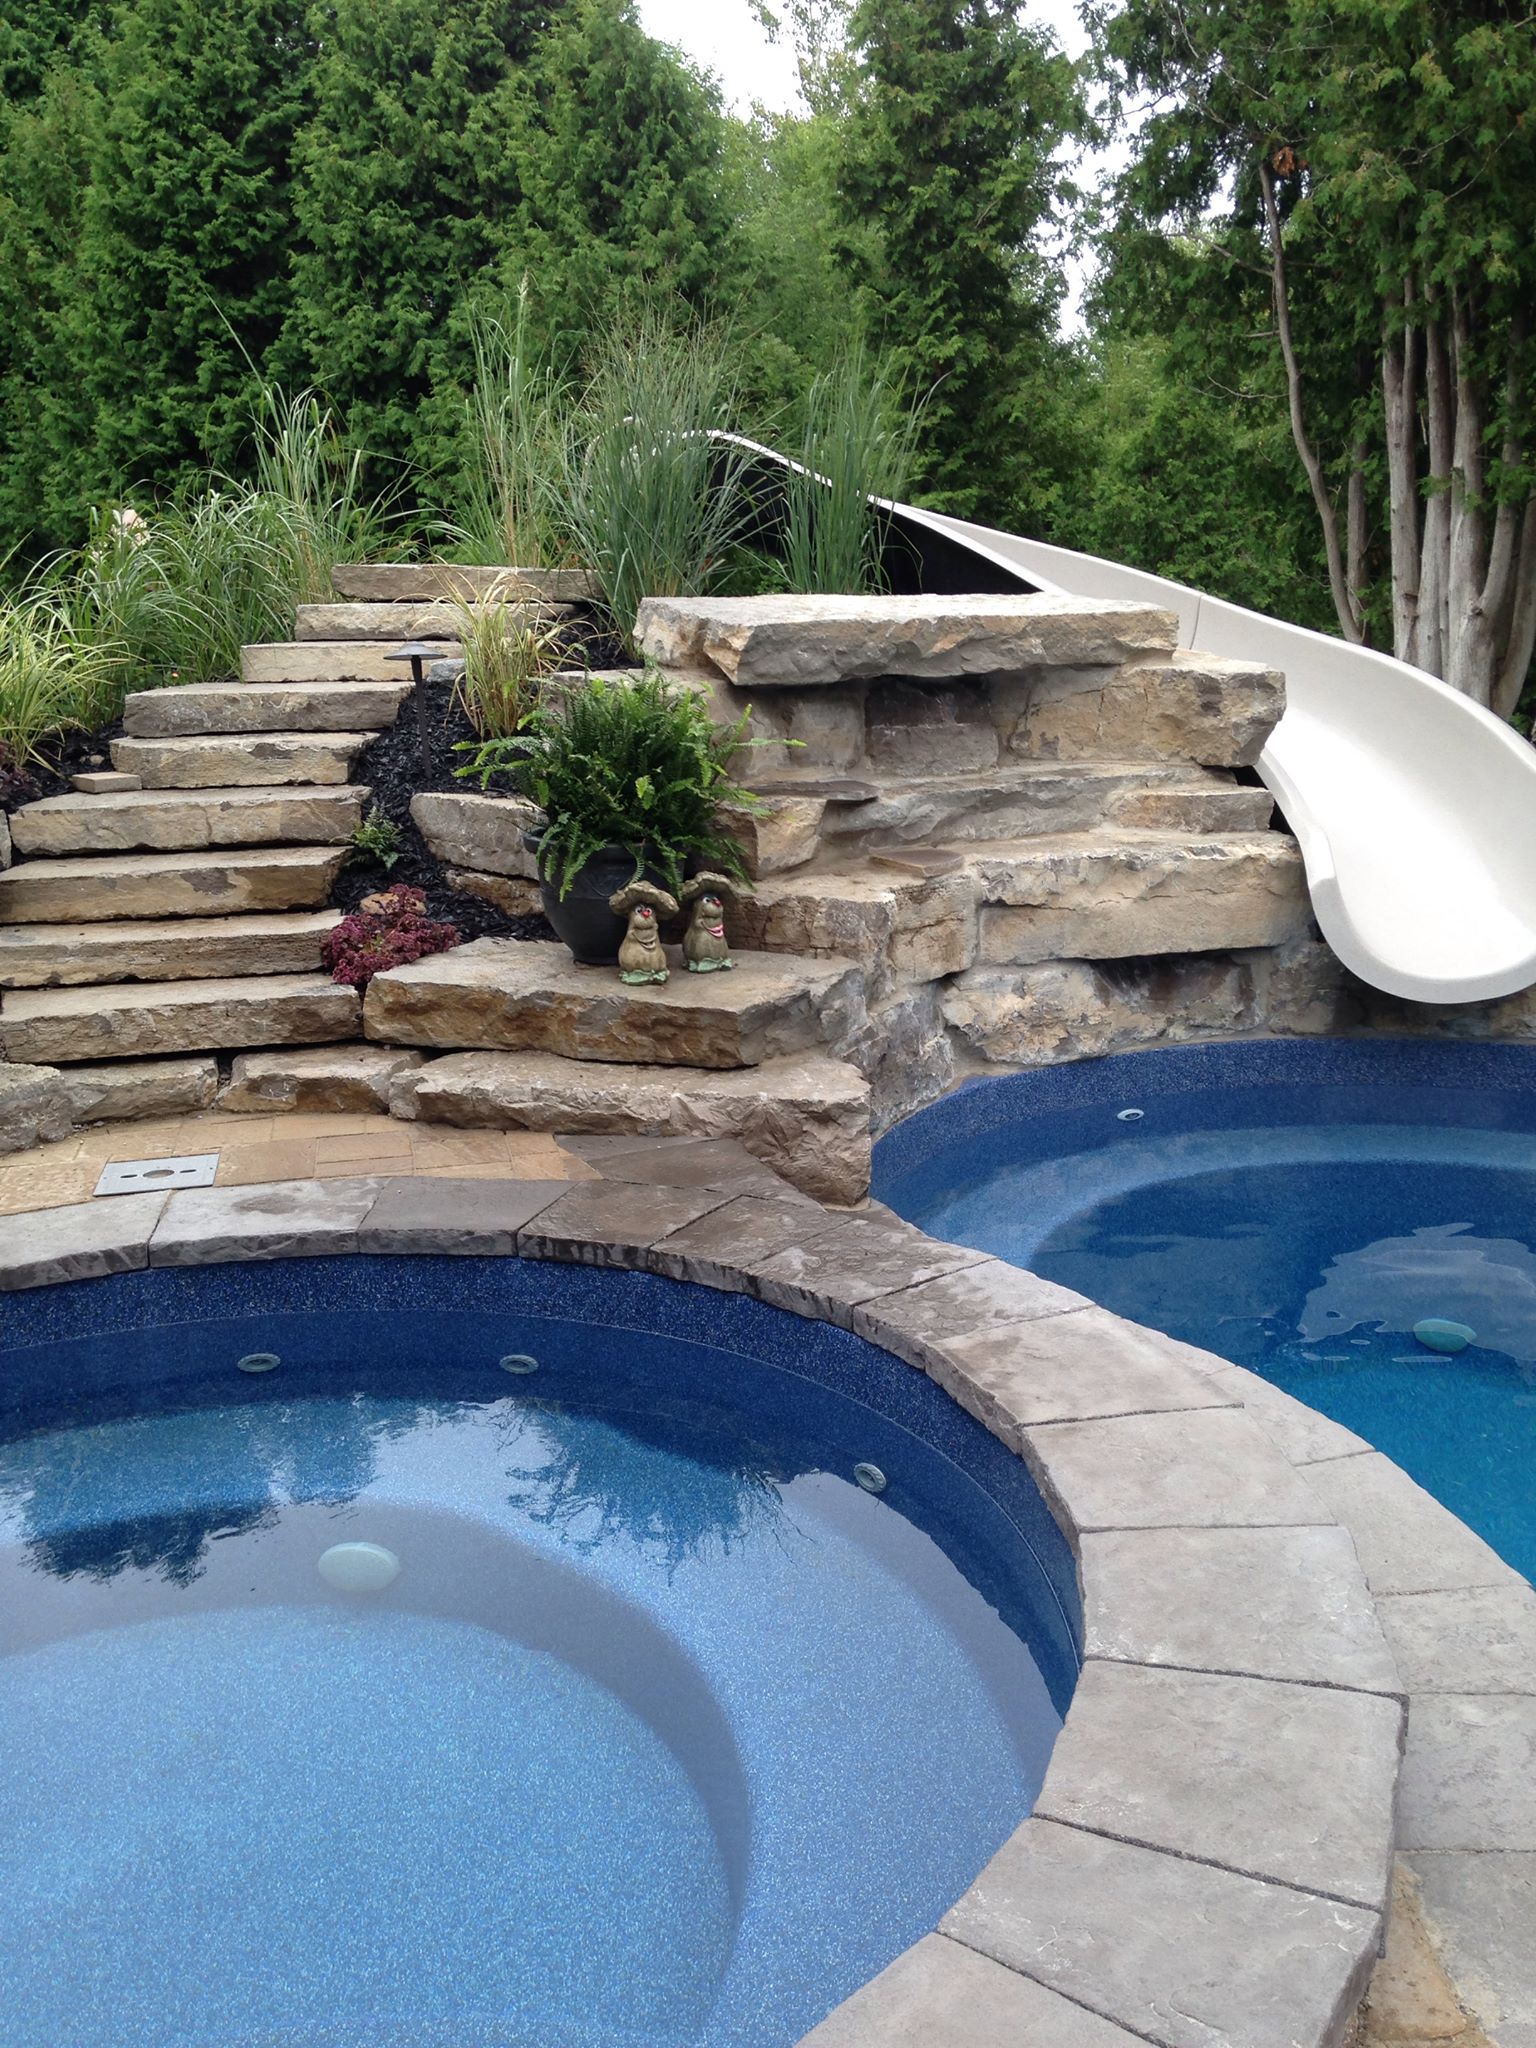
[556,308,760,651]
[31,387,386,703]
[281,0,543,466]
[835,0,1087,527]
[249,384,397,602]
[497,0,736,324]
[456,668,765,897]
[442,284,573,568]
[0,0,311,549]
[348,805,403,870]
[0,0,90,102]
[449,591,566,738]
[1067,333,1334,631]
[1091,0,1536,703]
[0,591,124,766]
[780,338,921,594]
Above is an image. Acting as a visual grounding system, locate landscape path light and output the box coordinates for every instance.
[386,640,441,785]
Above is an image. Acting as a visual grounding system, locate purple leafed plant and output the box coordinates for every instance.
[320,885,461,989]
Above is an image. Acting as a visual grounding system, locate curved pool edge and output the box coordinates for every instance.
[0,1157,1405,2048]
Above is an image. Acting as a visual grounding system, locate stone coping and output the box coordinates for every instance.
[0,1137,1410,2048]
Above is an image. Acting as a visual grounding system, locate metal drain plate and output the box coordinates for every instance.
[95,1153,218,1197]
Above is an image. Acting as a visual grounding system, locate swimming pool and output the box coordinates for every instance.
[875,1038,1536,1584]
[0,1256,1077,2048]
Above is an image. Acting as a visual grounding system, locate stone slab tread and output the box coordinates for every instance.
[122,681,408,739]
[0,910,342,988]
[0,972,360,1065]
[0,845,345,923]
[110,731,376,789]
[8,785,369,857]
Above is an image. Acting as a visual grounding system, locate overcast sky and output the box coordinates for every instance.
[633,0,1104,326]
[635,0,1091,114]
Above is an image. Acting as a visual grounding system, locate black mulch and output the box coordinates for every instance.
[337,612,636,941]
[2,723,125,813]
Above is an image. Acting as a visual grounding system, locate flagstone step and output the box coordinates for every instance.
[112,732,374,788]
[330,563,595,603]
[0,845,346,924]
[755,761,1273,852]
[636,592,1179,687]
[123,680,408,738]
[242,641,437,684]
[9,786,369,858]
[295,600,566,642]
[390,1047,871,1205]
[968,832,1310,965]
[0,911,342,988]
[363,938,864,1071]
[0,973,360,1066]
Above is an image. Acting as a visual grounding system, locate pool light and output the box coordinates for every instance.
[317,1542,401,1593]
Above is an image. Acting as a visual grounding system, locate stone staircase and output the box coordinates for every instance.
[0,661,410,1074]
[0,585,1318,1204]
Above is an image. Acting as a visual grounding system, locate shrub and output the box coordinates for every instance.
[780,340,922,595]
[456,667,767,899]
[448,588,566,739]
[557,307,759,653]
[320,885,460,988]
[0,593,126,766]
[442,282,572,569]
[37,384,391,697]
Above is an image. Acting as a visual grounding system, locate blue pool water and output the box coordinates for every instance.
[876,1039,1536,1585]
[0,1258,1076,2048]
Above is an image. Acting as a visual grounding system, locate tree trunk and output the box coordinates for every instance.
[1420,302,1454,680]
[1383,289,1421,664]
[1260,160,1364,644]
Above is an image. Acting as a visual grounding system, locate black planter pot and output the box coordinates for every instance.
[525,833,668,966]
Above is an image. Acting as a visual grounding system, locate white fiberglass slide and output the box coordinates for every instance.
[892,504,1536,1005]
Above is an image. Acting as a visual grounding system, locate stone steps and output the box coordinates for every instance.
[295,600,566,642]
[112,731,374,788]
[362,937,864,1071]
[0,910,342,988]
[123,681,408,738]
[0,972,360,1065]
[9,786,368,858]
[391,1047,871,1205]
[242,641,436,684]
[0,845,345,924]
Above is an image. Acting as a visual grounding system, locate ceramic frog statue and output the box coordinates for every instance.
[680,872,743,973]
[608,880,678,984]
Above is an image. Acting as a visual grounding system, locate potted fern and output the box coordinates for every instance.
[456,668,763,964]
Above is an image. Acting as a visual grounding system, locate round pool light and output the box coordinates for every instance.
[500,1353,540,1375]
[1116,1108,1145,1122]
[236,1352,281,1374]
[854,1463,887,1495]
[317,1542,401,1593]
[1413,1318,1476,1356]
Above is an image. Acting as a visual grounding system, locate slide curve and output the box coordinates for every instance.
[880,502,1536,1006]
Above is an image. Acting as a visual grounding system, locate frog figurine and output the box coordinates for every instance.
[680,872,743,973]
[609,880,678,984]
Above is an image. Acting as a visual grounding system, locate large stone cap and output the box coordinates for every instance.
[635,592,1180,687]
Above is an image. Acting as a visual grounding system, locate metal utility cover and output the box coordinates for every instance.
[95,1153,219,1197]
